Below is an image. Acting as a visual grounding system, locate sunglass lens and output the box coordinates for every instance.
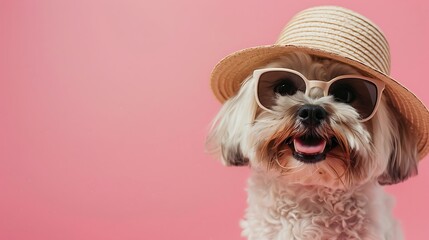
[329,78,378,119]
[257,71,306,109]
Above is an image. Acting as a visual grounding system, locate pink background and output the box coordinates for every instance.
[0,0,428,239]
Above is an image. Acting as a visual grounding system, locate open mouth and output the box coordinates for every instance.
[286,134,338,163]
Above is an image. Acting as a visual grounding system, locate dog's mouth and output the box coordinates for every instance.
[286,134,338,163]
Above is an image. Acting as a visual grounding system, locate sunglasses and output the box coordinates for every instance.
[254,68,385,122]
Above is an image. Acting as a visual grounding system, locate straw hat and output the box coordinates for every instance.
[210,6,429,160]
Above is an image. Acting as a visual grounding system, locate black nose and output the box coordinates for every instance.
[297,104,327,126]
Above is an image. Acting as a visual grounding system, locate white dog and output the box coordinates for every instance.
[206,6,429,239]
[207,51,417,239]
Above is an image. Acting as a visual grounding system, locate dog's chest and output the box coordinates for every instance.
[241,174,391,240]
[269,190,368,239]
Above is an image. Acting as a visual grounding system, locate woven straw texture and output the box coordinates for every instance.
[210,6,429,160]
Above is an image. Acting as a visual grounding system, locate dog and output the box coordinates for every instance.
[207,51,418,239]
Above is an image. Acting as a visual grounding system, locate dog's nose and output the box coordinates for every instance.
[297,104,327,126]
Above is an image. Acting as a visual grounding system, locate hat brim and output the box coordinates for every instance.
[210,45,429,160]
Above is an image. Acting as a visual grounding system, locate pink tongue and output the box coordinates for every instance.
[294,138,326,154]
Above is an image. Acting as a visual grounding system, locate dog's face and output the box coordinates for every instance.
[207,52,418,189]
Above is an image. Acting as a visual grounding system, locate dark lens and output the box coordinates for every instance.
[257,71,306,109]
[273,80,298,96]
[329,78,378,119]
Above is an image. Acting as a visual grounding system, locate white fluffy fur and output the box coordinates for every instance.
[207,52,418,239]
[242,171,401,240]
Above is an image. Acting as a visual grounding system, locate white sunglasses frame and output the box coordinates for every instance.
[253,68,386,122]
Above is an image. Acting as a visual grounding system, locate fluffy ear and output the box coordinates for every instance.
[378,109,419,185]
[206,79,257,166]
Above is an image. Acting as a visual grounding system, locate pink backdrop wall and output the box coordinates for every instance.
[0,0,428,239]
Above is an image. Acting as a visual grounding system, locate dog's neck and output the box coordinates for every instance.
[241,169,402,240]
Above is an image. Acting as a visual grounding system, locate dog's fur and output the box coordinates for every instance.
[207,52,418,239]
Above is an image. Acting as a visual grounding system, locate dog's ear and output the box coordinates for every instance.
[378,111,419,185]
[206,80,257,166]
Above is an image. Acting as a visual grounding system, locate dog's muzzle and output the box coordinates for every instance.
[287,104,338,163]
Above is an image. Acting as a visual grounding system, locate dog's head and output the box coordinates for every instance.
[207,52,418,189]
